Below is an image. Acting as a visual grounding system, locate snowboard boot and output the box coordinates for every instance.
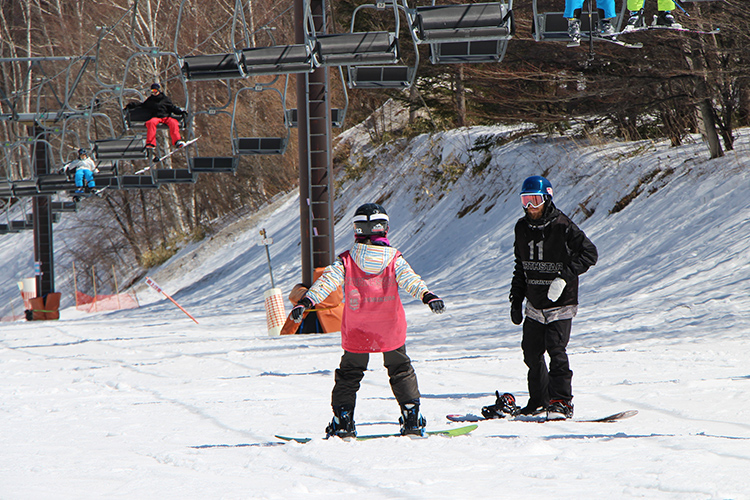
[599,18,615,38]
[655,11,681,29]
[546,399,574,420]
[622,10,643,32]
[567,18,581,46]
[517,400,547,416]
[399,400,427,436]
[481,391,519,419]
[325,405,356,439]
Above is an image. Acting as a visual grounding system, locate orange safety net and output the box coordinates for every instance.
[76,291,140,313]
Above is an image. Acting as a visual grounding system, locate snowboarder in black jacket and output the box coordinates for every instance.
[124,83,186,150]
[509,175,598,420]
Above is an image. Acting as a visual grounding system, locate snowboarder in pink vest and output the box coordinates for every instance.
[291,203,445,438]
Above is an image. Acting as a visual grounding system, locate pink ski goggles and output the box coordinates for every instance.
[521,194,545,208]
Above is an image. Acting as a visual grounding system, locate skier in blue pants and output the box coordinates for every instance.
[564,0,617,44]
[61,149,97,194]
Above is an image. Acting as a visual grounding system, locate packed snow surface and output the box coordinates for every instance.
[1,125,749,499]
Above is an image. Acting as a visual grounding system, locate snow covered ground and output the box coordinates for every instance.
[1,125,749,499]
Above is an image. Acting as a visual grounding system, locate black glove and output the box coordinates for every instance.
[422,292,445,314]
[510,300,523,325]
[560,264,576,283]
[290,297,313,323]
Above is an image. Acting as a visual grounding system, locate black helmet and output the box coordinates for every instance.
[353,203,389,237]
[78,148,88,157]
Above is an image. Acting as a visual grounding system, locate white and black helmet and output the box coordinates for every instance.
[353,203,389,237]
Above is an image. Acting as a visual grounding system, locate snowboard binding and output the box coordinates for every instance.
[481,391,519,419]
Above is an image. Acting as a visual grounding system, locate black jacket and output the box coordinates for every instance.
[510,201,598,310]
[131,92,182,119]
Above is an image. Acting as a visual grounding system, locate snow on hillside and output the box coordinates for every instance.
[1,125,749,499]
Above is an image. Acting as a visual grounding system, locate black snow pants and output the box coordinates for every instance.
[521,317,573,406]
[331,344,420,409]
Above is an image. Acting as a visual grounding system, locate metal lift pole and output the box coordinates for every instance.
[295,0,335,287]
[31,125,55,298]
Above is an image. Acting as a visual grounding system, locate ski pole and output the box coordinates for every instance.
[672,0,690,17]
[144,277,199,324]
[259,228,275,288]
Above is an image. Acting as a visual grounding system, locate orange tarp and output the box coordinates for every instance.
[27,292,61,320]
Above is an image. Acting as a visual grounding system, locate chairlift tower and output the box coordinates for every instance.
[31,125,55,298]
[295,0,335,287]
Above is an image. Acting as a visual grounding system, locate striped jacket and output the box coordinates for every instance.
[305,243,431,305]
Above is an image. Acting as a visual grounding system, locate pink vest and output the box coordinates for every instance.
[339,250,408,353]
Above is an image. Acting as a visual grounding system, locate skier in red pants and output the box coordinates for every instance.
[124,83,186,150]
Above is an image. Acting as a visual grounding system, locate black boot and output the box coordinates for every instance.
[481,391,519,419]
[399,399,427,436]
[655,11,681,29]
[517,400,547,416]
[623,10,644,32]
[547,399,574,420]
[325,405,356,438]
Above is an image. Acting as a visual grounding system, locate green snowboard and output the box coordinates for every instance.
[276,424,478,443]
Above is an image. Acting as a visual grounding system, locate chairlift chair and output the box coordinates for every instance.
[231,79,291,156]
[532,0,628,42]
[287,65,348,129]
[179,0,314,80]
[124,105,188,131]
[50,200,78,213]
[116,40,192,150]
[184,83,240,174]
[190,156,239,173]
[315,32,400,67]
[429,38,509,64]
[26,212,60,224]
[0,180,12,198]
[409,1,514,42]
[345,0,419,89]
[406,0,514,64]
[181,52,247,81]
[10,219,35,231]
[309,0,400,68]
[12,180,39,197]
[94,137,148,161]
[94,160,118,175]
[93,172,120,189]
[37,174,76,195]
[286,108,346,129]
[175,1,251,80]
[119,173,158,189]
[241,44,314,77]
[154,168,196,184]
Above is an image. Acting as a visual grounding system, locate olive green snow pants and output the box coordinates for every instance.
[627,0,676,11]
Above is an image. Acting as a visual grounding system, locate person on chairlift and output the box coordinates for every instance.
[623,0,681,31]
[60,148,98,194]
[564,0,617,45]
[124,83,187,151]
